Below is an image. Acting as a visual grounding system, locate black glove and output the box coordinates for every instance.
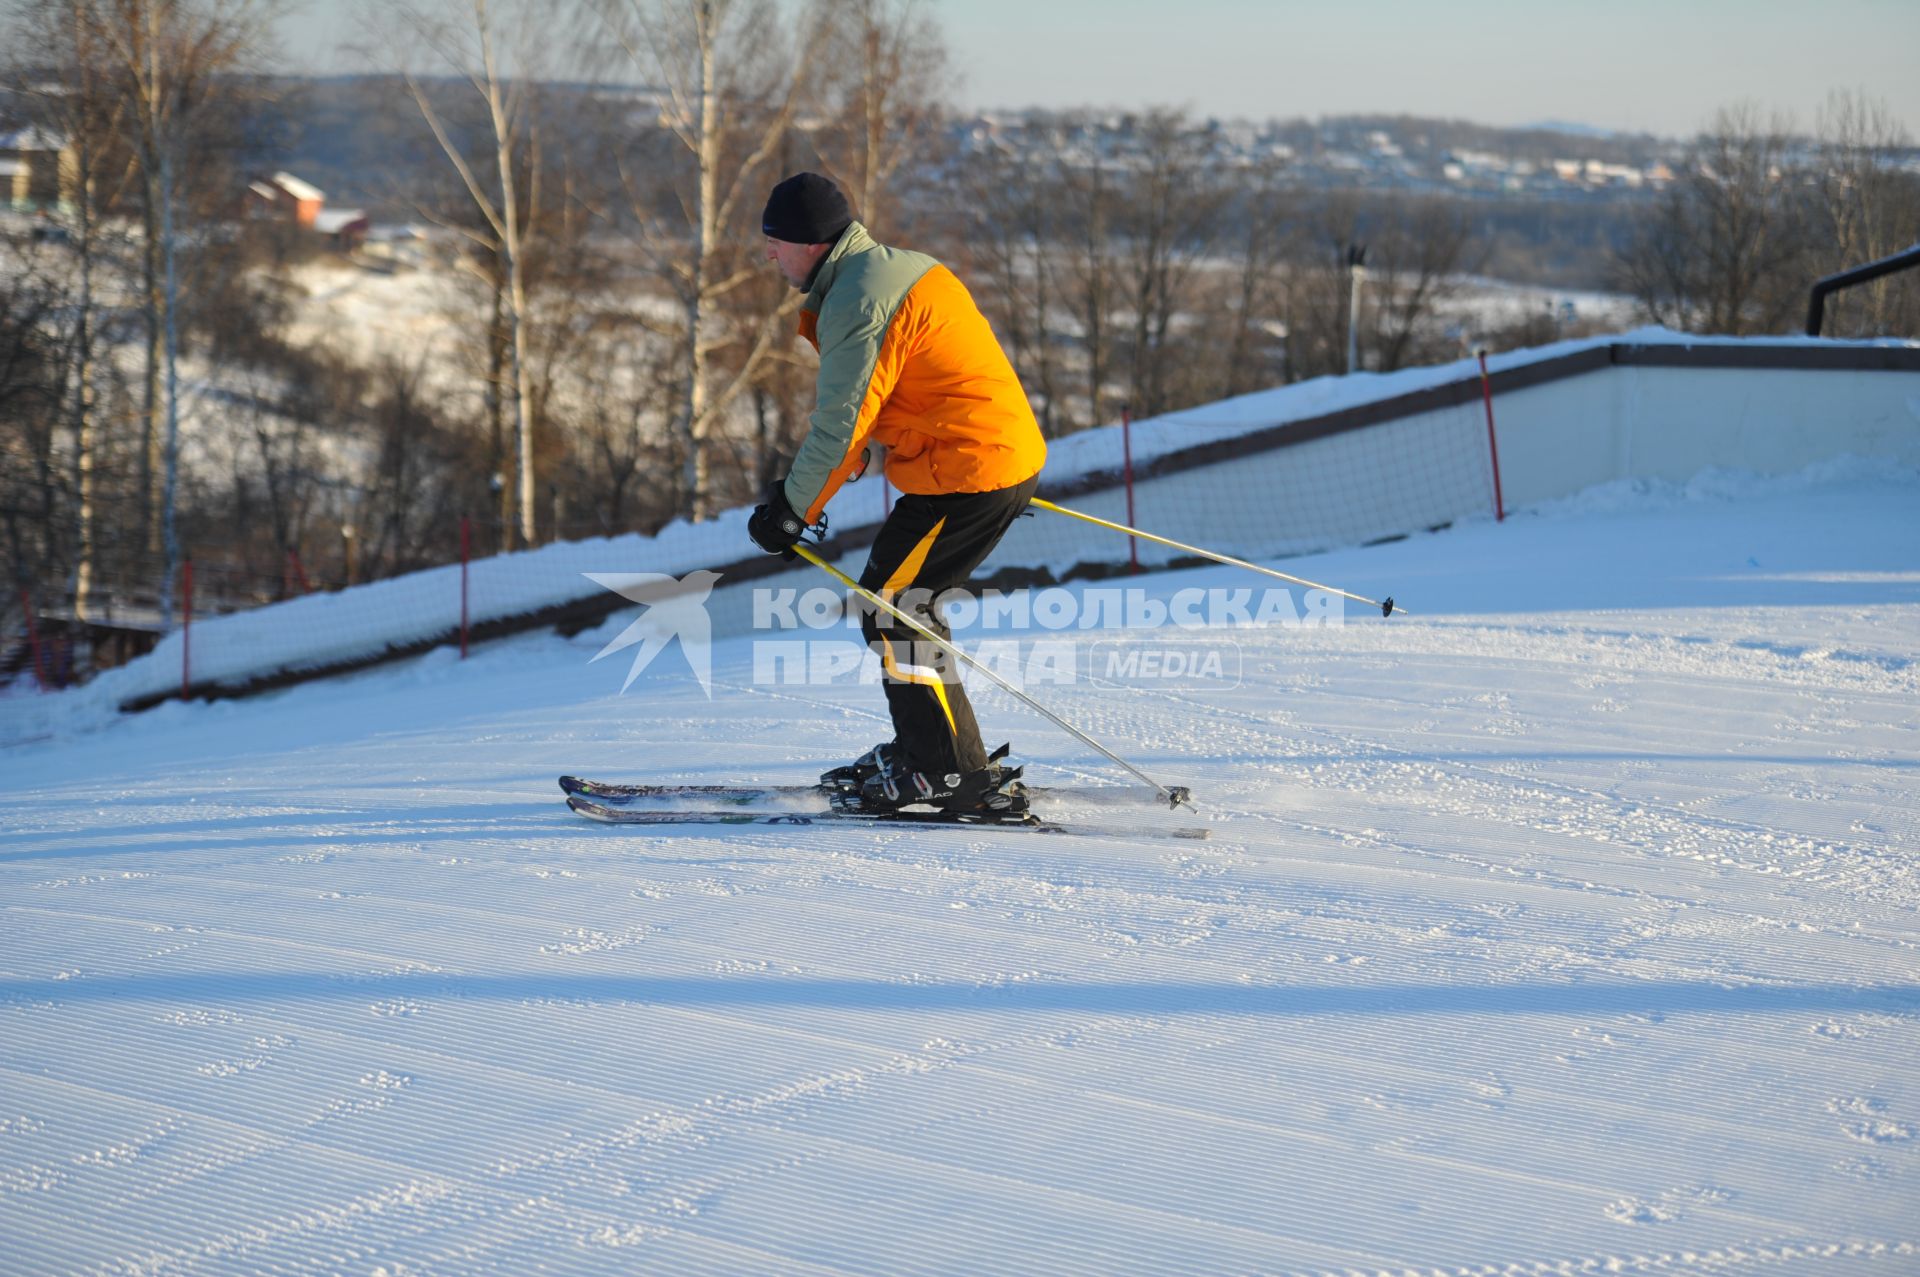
[748,479,806,557]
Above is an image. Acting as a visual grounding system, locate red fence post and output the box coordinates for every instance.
[18,589,47,690]
[1122,405,1139,574]
[180,559,194,699]
[460,515,471,660]
[1477,351,1506,523]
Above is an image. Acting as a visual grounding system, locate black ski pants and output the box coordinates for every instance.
[857,473,1039,775]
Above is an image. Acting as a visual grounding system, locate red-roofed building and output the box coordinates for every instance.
[243,171,326,228]
[313,207,370,250]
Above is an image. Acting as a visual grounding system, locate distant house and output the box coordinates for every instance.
[243,179,284,220]
[0,125,75,210]
[242,170,369,251]
[313,207,370,250]
[243,171,326,228]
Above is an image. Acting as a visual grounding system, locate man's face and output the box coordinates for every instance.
[766,236,829,290]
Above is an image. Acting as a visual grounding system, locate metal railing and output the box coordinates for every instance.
[1805,243,1920,336]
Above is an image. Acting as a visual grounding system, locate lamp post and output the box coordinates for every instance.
[1345,243,1367,375]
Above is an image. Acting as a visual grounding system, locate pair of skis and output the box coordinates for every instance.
[558,775,1208,839]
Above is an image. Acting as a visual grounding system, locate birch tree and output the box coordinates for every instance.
[591,0,831,520]
[13,0,131,619]
[810,0,945,234]
[392,0,548,547]
[91,0,266,622]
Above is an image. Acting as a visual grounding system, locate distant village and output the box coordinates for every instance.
[16,90,1915,257]
[0,102,1699,238]
[948,110,1685,199]
[0,106,1680,333]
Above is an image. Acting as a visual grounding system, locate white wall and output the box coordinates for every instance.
[988,356,1920,578]
[1617,365,1920,481]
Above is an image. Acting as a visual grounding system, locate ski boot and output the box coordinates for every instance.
[820,741,899,798]
[851,744,1030,818]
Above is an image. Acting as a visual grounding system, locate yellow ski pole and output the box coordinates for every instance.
[789,543,1194,810]
[1029,497,1403,617]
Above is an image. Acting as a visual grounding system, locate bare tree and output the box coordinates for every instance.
[1282,193,1364,382]
[1216,153,1295,398]
[951,113,1302,428]
[1813,90,1919,337]
[90,0,270,622]
[1118,110,1228,417]
[809,0,946,235]
[360,357,429,573]
[1365,195,1481,371]
[948,136,1067,433]
[11,0,136,619]
[0,258,60,596]
[1618,104,1816,335]
[591,0,831,520]
[227,361,317,582]
[390,0,551,548]
[561,313,677,533]
[427,148,609,549]
[1054,121,1123,432]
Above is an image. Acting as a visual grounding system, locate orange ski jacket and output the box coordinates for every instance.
[783,222,1046,524]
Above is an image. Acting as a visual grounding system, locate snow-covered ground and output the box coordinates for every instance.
[278,258,484,411]
[3,461,1917,1275]
[1439,275,1641,334]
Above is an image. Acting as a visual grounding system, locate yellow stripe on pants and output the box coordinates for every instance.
[880,517,946,596]
[875,516,959,734]
[879,635,958,735]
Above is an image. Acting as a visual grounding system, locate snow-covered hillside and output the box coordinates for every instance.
[2,461,1917,1274]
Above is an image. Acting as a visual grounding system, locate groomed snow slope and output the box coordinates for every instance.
[2,461,1918,1275]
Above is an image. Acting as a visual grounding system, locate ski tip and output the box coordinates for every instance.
[558,775,582,793]
[564,794,600,820]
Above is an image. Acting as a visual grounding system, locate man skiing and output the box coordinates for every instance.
[747,172,1047,816]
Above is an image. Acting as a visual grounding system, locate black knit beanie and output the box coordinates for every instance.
[761,172,853,244]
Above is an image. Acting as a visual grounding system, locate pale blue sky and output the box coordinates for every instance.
[277,0,1919,139]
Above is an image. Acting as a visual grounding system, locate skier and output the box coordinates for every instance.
[747,172,1047,815]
